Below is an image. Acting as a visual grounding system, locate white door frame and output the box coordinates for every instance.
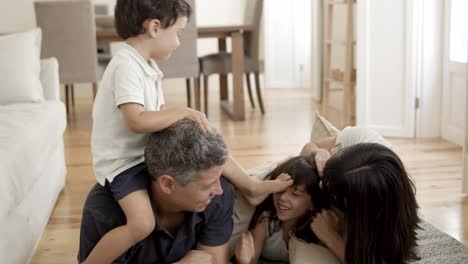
[464,58,468,193]
[441,0,468,146]
[356,0,419,137]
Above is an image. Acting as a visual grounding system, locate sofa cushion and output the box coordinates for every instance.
[0,28,44,105]
[0,101,66,218]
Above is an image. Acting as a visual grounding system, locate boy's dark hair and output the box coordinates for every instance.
[322,143,421,264]
[115,0,192,39]
[249,156,327,243]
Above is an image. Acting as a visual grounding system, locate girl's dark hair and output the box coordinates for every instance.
[115,0,192,39]
[250,156,327,243]
[322,143,421,264]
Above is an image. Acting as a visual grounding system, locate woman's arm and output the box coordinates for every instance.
[300,137,336,177]
[310,210,345,263]
[300,136,337,156]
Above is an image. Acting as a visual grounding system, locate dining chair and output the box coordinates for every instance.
[198,0,265,116]
[157,0,200,109]
[94,4,112,66]
[35,0,99,114]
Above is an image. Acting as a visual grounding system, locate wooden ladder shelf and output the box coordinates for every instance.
[322,0,356,128]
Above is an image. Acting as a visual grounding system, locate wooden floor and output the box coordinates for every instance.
[31,86,468,263]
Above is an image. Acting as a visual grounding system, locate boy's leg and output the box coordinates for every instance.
[83,189,155,264]
[223,155,293,206]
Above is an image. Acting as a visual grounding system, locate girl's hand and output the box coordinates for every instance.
[235,231,255,264]
[315,149,331,177]
[310,209,341,247]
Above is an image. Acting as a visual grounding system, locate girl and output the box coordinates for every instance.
[235,155,327,264]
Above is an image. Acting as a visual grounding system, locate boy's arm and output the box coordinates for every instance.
[119,103,210,133]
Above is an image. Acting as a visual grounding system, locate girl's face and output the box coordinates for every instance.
[273,184,313,223]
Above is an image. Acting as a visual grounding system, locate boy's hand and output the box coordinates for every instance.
[183,107,211,132]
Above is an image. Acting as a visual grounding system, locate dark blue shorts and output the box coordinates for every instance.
[106,162,150,201]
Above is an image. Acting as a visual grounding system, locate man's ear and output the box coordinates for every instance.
[145,19,161,38]
[158,175,176,194]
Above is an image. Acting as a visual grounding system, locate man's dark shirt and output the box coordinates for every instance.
[78,177,234,263]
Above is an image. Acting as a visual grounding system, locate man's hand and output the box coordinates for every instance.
[235,231,255,264]
[174,250,215,264]
[315,148,331,177]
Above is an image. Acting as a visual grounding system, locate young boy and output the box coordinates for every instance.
[83,0,292,263]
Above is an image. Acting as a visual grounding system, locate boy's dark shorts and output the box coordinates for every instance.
[106,162,150,201]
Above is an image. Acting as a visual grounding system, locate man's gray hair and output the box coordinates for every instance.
[144,119,228,185]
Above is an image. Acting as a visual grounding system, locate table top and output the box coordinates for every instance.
[95,15,253,40]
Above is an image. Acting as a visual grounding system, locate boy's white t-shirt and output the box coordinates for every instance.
[91,43,165,186]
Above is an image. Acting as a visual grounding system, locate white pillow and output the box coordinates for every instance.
[0,28,44,104]
[310,112,340,142]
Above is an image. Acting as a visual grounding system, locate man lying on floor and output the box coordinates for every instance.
[78,119,234,264]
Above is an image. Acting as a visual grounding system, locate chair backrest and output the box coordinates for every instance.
[157,0,199,79]
[243,0,263,60]
[94,3,109,15]
[35,0,98,84]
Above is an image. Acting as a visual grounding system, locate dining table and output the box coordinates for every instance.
[95,15,253,121]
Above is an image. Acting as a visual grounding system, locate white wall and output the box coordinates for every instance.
[264,0,311,89]
[0,0,36,33]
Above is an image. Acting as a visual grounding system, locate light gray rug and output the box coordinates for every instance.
[416,221,468,263]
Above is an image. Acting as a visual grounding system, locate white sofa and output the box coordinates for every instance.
[0,57,67,263]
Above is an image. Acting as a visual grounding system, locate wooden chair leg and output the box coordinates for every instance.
[64,84,70,114]
[194,76,201,111]
[203,74,209,117]
[254,72,265,114]
[245,72,255,108]
[92,82,98,100]
[186,78,192,107]
[71,83,75,107]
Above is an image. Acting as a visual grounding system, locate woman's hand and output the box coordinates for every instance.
[310,209,341,247]
[235,231,255,264]
[310,209,345,262]
[315,149,331,177]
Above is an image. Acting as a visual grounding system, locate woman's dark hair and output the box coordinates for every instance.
[250,156,327,243]
[115,0,192,39]
[322,143,420,264]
